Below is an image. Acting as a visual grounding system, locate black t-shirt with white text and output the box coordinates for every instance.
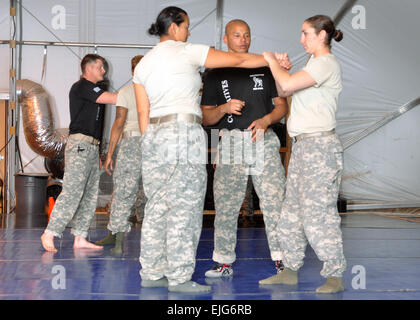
[69,78,105,140]
[201,67,278,130]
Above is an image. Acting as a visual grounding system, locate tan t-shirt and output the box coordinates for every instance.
[288,53,342,137]
[132,40,210,118]
[116,83,138,132]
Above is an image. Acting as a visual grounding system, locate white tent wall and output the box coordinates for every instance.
[0,0,217,174]
[333,1,420,205]
[221,0,420,205]
[1,0,419,207]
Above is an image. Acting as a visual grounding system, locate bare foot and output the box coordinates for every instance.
[41,232,58,253]
[73,236,104,250]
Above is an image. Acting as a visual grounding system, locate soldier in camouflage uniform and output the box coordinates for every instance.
[41,54,117,252]
[133,7,270,293]
[259,15,346,293]
[139,121,207,287]
[200,20,288,278]
[95,55,146,254]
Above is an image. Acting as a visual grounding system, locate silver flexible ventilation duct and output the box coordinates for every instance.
[17,79,68,159]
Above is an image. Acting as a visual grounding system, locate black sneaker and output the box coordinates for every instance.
[205,263,233,278]
[275,260,285,273]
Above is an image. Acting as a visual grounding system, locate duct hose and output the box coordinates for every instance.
[17,79,68,159]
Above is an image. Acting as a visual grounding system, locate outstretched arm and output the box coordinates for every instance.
[263,51,315,94]
[96,91,118,105]
[204,48,268,69]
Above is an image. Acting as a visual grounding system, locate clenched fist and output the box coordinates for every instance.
[222,99,245,115]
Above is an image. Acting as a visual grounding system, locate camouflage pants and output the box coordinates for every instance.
[108,135,146,234]
[45,136,100,238]
[279,133,346,278]
[213,129,286,264]
[139,121,207,286]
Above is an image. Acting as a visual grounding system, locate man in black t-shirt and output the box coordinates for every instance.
[41,54,118,253]
[201,20,288,278]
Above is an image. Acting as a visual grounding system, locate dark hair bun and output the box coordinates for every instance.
[148,23,160,36]
[148,6,188,37]
[333,29,343,42]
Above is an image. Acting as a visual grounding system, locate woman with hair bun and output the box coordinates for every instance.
[259,15,346,293]
[133,6,283,293]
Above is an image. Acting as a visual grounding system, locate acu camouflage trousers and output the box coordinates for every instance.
[212,129,286,264]
[279,133,346,278]
[107,135,146,234]
[45,136,100,238]
[139,121,207,286]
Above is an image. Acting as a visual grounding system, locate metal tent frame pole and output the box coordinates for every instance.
[0,40,155,50]
[6,0,18,215]
[214,0,224,50]
[347,202,420,211]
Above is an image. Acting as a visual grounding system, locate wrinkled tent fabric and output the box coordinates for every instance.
[0,0,419,206]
